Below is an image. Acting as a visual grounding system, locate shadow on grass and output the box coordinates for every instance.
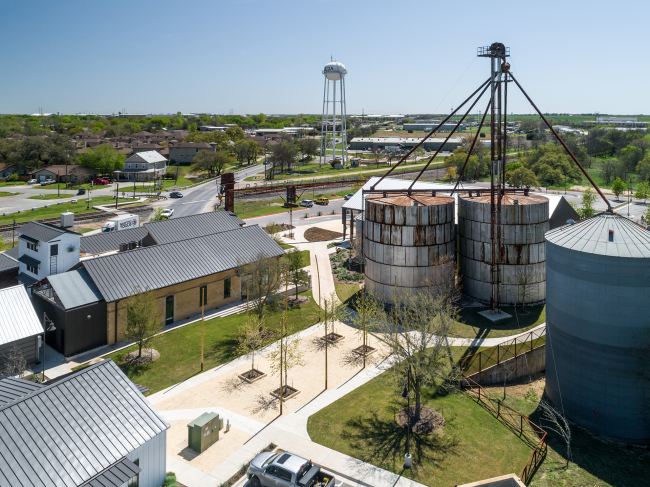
[455,305,545,340]
[341,399,460,478]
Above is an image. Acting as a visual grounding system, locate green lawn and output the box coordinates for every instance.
[103,291,321,395]
[308,361,534,486]
[499,384,650,487]
[334,282,360,303]
[0,191,19,197]
[450,305,546,339]
[0,181,26,187]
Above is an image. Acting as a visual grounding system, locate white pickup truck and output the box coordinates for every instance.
[247,452,335,487]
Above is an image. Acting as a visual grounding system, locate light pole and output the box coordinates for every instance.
[42,313,56,382]
[86,188,91,210]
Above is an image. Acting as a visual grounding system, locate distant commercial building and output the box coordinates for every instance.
[349,136,463,152]
[403,122,466,132]
[199,125,230,131]
[169,142,214,164]
[114,150,168,181]
[582,117,647,128]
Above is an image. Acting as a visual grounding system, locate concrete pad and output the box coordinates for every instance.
[477,309,512,322]
[192,475,225,487]
[176,467,208,487]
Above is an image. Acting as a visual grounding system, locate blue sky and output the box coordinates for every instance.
[1,0,647,115]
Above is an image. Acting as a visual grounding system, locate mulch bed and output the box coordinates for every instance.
[238,368,267,384]
[352,345,376,356]
[288,296,309,308]
[397,405,445,434]
[320,332,345,344]
[270,385,301,400]
[124,348,160,365]
[304,227,343,242]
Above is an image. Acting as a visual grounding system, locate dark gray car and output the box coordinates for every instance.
[247,451,335,487]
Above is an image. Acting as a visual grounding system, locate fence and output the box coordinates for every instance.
[459,325,546,376]
[462,375,547,484]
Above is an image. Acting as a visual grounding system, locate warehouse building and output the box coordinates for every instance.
[349,136,463,152]
[0,360,170,487]
[402,122,467,132]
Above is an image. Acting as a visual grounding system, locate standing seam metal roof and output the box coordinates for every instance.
[17,222,78,242]
[143,210,244,245]
[0,250,18,273]
[46,268,104,309]
[0,359,169,487]
[0,377,43,406]
[545,212,650,257]
[80,227,150,254]
[0,285,44,347]
[83,224,284,302]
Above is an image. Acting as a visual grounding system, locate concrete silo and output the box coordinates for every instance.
[545,213,650,442]
[363,194,455,304]
[458,193,548,305]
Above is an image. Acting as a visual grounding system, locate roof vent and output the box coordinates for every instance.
[566,219,575,225]
[119,243,128,252]
[513,199,519,205]
[609,229,614,242]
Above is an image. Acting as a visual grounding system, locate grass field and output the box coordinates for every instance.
[0,191,19,197]
[0,181,26,187]
[450,305,546,339]
[308,362,534,486]
[103,291,321,395]
[334,282,361,303]
[229,194,346,220]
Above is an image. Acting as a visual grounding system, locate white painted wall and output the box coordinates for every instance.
[18,232,81,281]
[123,431,168,487]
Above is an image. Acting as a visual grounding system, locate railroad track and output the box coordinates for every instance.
[0,205,153,233]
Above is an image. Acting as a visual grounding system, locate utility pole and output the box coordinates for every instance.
[115,182,119,209]
[362,286,366,369]
[201,287,205,371]
[324,300,328,390]
[316,256,321,321]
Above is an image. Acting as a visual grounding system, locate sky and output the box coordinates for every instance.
[1,0,648,116]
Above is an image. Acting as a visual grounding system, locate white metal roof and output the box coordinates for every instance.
[124,150,167,164]
[0,285,43,346]
[47,268,104,309]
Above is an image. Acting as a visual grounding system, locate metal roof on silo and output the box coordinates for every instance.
[545,212,650,258]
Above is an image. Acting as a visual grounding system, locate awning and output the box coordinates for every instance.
[16,273,39,287]
[82,457,141,487]
[18,234,39,244]
[18,254,40,268]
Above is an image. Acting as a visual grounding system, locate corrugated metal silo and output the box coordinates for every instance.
[458,193,549,305]
[545,213,650,442]
[363,194,455,304]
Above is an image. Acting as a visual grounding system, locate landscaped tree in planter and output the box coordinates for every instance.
[236,314,268,382]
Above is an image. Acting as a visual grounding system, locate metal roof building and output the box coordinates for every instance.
[0,284,43,369]
[0,359,170,487]
[143,210,244,245]
[83,224,283,302]
[80,226,150,255]
[545,213,650,442]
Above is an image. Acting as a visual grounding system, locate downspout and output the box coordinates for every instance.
[114,300,119,344]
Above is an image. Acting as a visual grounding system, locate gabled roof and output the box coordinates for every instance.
[83,224,283,302]
[80,226,150,254]
[124,150,167,164]
[46,268,104,309]
[0,377,43,406]
[169,142,212,149]
[545,212,650,258]
[0,248,18,273]
[0,360,169,487]
[144,210,244,245]
[18,221,78,242]
[0,285,43,346]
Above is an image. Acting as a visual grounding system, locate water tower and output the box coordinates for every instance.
[320,61,348,166]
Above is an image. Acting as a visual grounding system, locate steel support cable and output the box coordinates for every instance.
[508,71,611,211]
[453,98,492,191]
[370,77,491,190]
[407,81,491,192]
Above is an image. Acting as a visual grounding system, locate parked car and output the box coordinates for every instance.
[40,179,57,186]
[92,178,109,185]
[299,199,314,208]
[77,188,86,195]
[315,197,329,205]
[161,208,174,219]
[247,452,335,487]
[27,179,38,184]
[169,191,183,198]
[344,193,354,200]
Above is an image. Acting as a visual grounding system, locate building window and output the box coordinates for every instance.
[26,264,37,274]
[51,244,58,256]
[224,278,231,298]
[128,459,139,487]
[199,285,207,306]
[27,242,37,251]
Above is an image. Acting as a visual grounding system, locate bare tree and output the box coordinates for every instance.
[125,286,162,358]
[516,266,535,312]
[235,314,267,374]
[268,315,305,393]
[239,253,284,320]
[1,344,27,379]
[539,398,572,468]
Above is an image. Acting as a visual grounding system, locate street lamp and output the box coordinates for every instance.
[401,366,413,468]
[42,313,56,382]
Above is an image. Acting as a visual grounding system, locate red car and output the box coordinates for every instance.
[92,178,110,185]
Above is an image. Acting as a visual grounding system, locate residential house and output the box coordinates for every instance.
[29,165,97,184]
[114,150,168,181]
[168,142,214,164]
[15,222,81,288]
[0,285,43,370]
[0,162,29,180]
[0,359,170,487]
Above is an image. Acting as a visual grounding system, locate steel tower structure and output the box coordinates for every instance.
[320,61,348,167]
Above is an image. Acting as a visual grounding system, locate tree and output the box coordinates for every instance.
[642,205,650,226]
[611,177,627,200]
[539,399,572,468]
[445,166,457,183]
[620,145,643,174]
[1,344,27,379]
[636,153,650,182]
[225,126,245,142]
[634,180,650,204]
[235,314,267,374]
[352,260,461,421]
[232,140,248,165]
[506,167,540,188]
[243,140,263,165]
[297,138,320,162]
[79,144,125,176]
[187,122,197,132]
[184,130,230,149]
[239,253,284,320]
[268,141,298,177]
[521,145,581,186]
[579,187,597,219]
[516,266,535,312]
[267,314,305,395]
[601,159,617,185]
[191,149,232,176]
[285,249,310,299]
[124,286,162,358]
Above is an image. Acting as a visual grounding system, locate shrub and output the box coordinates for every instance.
[8,173,18,182]
[317,211,323,216]
[163,473,178,487]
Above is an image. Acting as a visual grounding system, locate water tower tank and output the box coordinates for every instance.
[545,213,650,442]
[363,194,456,304]
[323,61,347,81]
[458,193,548,304]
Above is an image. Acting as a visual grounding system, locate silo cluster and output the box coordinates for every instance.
[545,213,650,442]
[363,194,456,304]
[457,193,549,305]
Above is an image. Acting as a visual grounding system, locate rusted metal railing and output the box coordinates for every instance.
[459,325,546,376]
[462,375,547,484]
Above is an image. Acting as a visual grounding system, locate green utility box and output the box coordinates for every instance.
[187,412,223,453]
